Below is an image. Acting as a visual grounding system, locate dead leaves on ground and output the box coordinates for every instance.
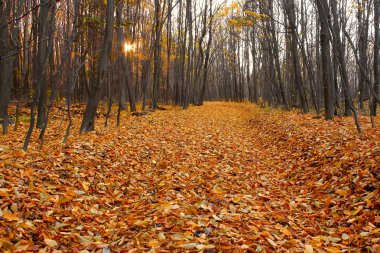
[0,102,379,252]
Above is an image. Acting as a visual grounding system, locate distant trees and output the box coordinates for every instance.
[240,0,377,131]
[0,0,379,146]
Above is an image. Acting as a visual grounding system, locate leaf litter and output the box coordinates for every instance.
[0,102,379,252]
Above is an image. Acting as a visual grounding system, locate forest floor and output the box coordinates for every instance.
[0,102,379,252]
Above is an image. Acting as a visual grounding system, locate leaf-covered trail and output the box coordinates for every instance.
[0,102,379,252]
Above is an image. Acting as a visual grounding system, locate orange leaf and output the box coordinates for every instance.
[282,228,292,236]
[336,189,348,197]
[3,213,19,221]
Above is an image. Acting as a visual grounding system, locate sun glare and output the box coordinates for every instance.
[123,43,136,53]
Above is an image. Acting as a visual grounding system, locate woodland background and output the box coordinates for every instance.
[0,0,379,145]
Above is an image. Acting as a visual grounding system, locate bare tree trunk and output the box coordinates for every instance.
[152,0,162,109]
[330,0,352,116]
[0,0,14,134]
[116,0,127,112]
[63,0,80,142]
[23,0,53,149]
[284,0,309,113]
[80,0,114,133]
[269,0,288,109]
[166,0,173,103]
[373,0,380,115]
[183,0,193,109]
[199,0,214,106]
[250,29,258,103]
[36,0,52,129]
[124,59,137,112]
[315,0,334,120]
[357,0,369,110]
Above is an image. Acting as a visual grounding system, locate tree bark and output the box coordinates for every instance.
[330,0,352,116]
[315,0,334,120]
[36,0,51,129]
[269,0,288,109]
[373,0,380,115]
[284,0,309,113]
[80,0,114,133]
[152,0,162,109]
[0,0,14,134]
[199,0,214,106]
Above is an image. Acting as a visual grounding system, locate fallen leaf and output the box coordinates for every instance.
[44,238,58,248]
[341,233,349,240]
[267,238,277,247]
[179,243,198,249]
[336,189,348,197]
[81,182,90,191]
[304,244,313,253]
[3,213,19,221]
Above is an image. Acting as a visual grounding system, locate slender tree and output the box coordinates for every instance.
[373,0,380,115]
[80,0,114,133]
[314,0,334,120]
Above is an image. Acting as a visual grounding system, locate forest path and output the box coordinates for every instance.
[0,102,379,252]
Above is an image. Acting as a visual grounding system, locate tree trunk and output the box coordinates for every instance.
[80,0,114,133]
[330,0,352,116]
[152,0,162,109]
[36,0,51,129]
[183,0,193,109]
[116,1,127,111]
[124,59,137,112]
[373,0,380,115]
[199,0,214,106]
[315,0,334,120]
[357,0,369,110]
[0,1,14,134]
[269,0,288,109]
[284,0,309,113]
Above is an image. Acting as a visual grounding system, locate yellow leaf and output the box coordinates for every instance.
[211,186,223,194]
[74,233,92,245]
[171,233,183,241]
[267,238,277,247]
[179,243,198,249]
[12,162,24,169]
[81,182,90,191]
[344,206,363,216]
[342,233,350,240]
[148,240,159,248]
[158,232,166,241]
[305,244,313,253]
[232,196,241,203]
[161,203,172,212]
[44,238,58,248]
[352,206,363,215]
[326,247,341,253]
[365,189,378,201]
[133,220,149,227]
